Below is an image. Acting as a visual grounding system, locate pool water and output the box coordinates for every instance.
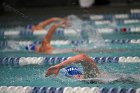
[0,15,140,89]
[0,63,140,88]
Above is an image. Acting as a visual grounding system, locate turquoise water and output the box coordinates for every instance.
[0,40,140,88]
[0,20,140,88]
[0,63,140,88]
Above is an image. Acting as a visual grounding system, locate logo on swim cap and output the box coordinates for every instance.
[65,66,82,76]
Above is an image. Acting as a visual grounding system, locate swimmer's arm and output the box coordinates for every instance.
[35,23,64,53]
[43,23,64,44]
[56,53,100,74]
[45,53,100,77]
[32,17,63,31]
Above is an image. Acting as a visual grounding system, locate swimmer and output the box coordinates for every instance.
[45,53,100,79]
[45,53,140,83]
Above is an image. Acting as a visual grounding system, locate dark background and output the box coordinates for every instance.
[0,0,140,8]
[0,0,140,23]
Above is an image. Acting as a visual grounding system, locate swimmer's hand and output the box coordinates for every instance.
[45,65,60,77]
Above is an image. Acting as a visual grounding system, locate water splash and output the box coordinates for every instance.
[66,15,106,48]
[83,24,106,48]
[66,15,83,32]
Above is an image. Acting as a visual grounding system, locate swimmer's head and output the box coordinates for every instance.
[64,66,83,79]
[25,44,36,51]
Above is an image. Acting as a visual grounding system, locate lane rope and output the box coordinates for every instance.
[0,86,138,93]
[0,39,140,49]
[0,56,140,66]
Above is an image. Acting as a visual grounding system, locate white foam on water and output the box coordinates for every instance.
[80,72,140,83]
[64,15,83,39]
[65,15,106,49]
[84,25,106,48]
[66,15,83,32]
[7,41,25,51]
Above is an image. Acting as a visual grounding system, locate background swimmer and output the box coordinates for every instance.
[26,16,103,54]
[26,22,85,54]
[26,16,78,54]
[26,15,127,54]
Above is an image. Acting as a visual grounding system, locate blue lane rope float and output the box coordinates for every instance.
[92,19,140,26]
[89,13,140,20]
[70,39,140,45]
[0,39,140,49]
[0,56,140,66]
[0,30,4,37]
[1,18,140,29]
[2,28,65,38]
[1,20,140,35]
[0,41,8,48]
[0,86,139,93]
[0,25,140,37]
[1,26,140,38]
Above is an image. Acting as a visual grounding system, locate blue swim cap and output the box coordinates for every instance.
[65,66,82,77]
[25,44,35,51]
[26,24,32,31]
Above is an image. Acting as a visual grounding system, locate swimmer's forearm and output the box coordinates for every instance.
[55,54,85,69]
[43,24,64,43]
[55,58,81,69]
[38,17,63,27]
[35,24,64,53]
[32,17,63,31]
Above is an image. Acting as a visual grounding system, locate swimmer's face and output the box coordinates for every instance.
[35,46,40,52]
[72,74,83,79]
